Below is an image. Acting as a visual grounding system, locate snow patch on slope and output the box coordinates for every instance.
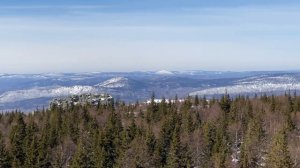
[156,70,174,75]
[95,77,129,88]
[0,86,96,103]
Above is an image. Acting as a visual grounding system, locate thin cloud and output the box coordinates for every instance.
[0,3,300,73]
[0,5,109,10]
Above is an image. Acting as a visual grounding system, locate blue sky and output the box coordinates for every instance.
[0,0,300,73]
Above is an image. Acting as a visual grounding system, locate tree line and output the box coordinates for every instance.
[0,92,300,168]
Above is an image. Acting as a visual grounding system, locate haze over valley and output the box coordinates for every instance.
[1,70,300,111]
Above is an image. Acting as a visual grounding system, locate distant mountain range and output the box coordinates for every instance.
[1,70,300,112]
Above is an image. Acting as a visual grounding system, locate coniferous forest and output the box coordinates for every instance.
[0,93,300,168]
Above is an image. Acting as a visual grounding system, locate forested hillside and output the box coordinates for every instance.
[0,93,300,168]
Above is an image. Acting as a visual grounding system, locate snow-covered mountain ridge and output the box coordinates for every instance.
[190,74,300,96]
[1,71,300,111]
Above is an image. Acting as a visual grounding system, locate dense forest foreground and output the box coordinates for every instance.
[0,93,300,168]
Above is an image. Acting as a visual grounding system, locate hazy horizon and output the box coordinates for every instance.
[2,69,300,75]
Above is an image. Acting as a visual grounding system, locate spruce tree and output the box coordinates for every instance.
[24,136,38,168]
[146,92,159,122]
[70,138,94,168]
[239,118,264,168]
[24,118,38,168]
[202,122,216,167]
[194,95,199,106]
[37,123,52,168]
[202,95,208,109]
[145,128,156,156]
[219,93,231,113]
[266,130,293,168]
[158,112,179,166]
[9,113,26,167]
[91,130,104,168]
[270,95,276,112]
[212,115,229,168]
[127,118,137,141]
[0,132,11,168]
[166,126,181,168]
[100,110,123,168]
